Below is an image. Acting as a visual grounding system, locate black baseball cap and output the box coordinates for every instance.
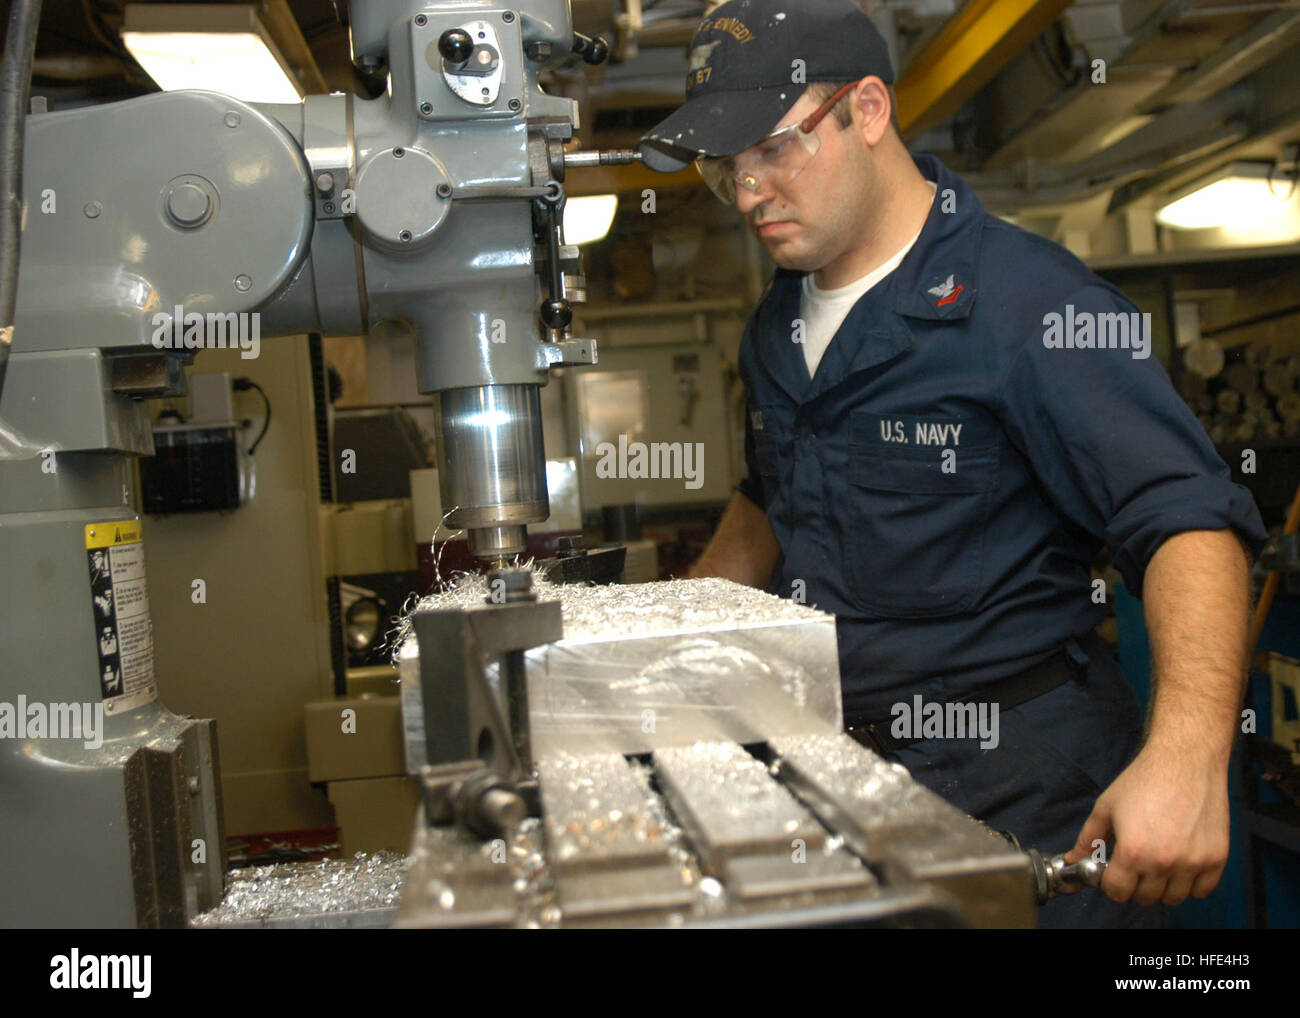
[638,0,895,173]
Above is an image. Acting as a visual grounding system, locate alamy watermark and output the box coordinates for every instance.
[1042,305,1151,360]
[594,434,704,490]
[150,306,261,359]
[891,695,1000,750]
[50,950,150,998]
[0,697,104,749]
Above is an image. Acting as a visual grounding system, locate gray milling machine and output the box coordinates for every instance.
[0,0,632,927]
[0,0,1103,929]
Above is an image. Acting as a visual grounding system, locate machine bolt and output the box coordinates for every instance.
[414,13,427,26]
[314,172,334,194]
[166,181,211,227]
[436,182,452,198]
[502,10,515,23]
[419,101,433,115]
[83,201,101,218]
[224,111,241,128]
[526,41,552,61]
[508,98,521,111]
[234,274,252,292]
[399,229,413,243]
[322,201,335,214]
[393,147,405,157]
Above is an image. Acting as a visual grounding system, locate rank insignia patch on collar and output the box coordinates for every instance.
[926,273,963,307]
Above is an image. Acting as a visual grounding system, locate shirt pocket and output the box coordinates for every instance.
[845,441,999,617]
[752,405,794,502]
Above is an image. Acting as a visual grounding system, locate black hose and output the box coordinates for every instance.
[0,0,44,405]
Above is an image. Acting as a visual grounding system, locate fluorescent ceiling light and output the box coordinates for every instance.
[564,194,618,245]
[122,4,303,104]
[1156,162,1297,230]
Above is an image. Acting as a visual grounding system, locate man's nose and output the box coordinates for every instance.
[735,176,774,215]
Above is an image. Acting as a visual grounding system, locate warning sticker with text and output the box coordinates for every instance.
[86,521,157,715]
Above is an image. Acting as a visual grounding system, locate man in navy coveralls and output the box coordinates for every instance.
[638,0,1268,927]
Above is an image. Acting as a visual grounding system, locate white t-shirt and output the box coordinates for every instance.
[799,184,935,379]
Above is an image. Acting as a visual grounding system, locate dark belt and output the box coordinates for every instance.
[845,633,1100,755]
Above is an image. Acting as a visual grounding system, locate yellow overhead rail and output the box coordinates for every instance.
[896,0,1073,138]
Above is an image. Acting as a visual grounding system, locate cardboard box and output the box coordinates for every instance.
[328,776,421,854]
[304,695,406,782]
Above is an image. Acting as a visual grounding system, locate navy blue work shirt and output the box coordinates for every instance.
[735,153,1267,722]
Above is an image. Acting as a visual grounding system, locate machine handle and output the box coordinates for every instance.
[1028,849,1107,905]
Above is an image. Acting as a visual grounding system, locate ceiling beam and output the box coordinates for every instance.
[896,0,1073,138]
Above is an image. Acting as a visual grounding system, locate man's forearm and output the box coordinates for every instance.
[686,492,780,587]
[1141,528,1251,766]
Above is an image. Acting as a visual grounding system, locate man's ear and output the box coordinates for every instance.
[853,76,892,148]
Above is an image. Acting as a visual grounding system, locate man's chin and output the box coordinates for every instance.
[767,245,819,272]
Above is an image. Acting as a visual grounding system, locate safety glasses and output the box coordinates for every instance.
[696,81,859,205]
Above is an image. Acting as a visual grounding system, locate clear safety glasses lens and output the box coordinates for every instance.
[696,125,821,205]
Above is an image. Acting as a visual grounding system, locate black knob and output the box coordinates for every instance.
[572,32,609,66]
[540,298,572,330]
[439,28,474,63]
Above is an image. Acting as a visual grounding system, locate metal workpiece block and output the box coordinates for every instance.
[399,575,842,768]
[523,577,843,756]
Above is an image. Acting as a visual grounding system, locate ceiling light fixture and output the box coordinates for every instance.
[1156,161,1299,231]
[121,3,304,104]
[563,194,619,245]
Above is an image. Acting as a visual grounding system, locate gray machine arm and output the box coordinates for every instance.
[9,0,612,561]
[0,0,621,928]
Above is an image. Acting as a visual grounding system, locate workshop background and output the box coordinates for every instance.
[15,0,1300,927]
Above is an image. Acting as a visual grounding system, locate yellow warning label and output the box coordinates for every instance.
[85,520,143,549]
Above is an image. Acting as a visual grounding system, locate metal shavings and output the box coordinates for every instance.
[393,572,830,659]
[509,818,560,929]
[398,816,557,929]
[537,752,673,866]
[769,733,937,829]
[191,851,404,927]
[654,741,823,849]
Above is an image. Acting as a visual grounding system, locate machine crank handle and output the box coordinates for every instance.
[993,828,1107,905]
[1027,848,1107,905]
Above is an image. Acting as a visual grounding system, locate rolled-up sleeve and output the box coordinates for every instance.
[999,284,1267,597]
